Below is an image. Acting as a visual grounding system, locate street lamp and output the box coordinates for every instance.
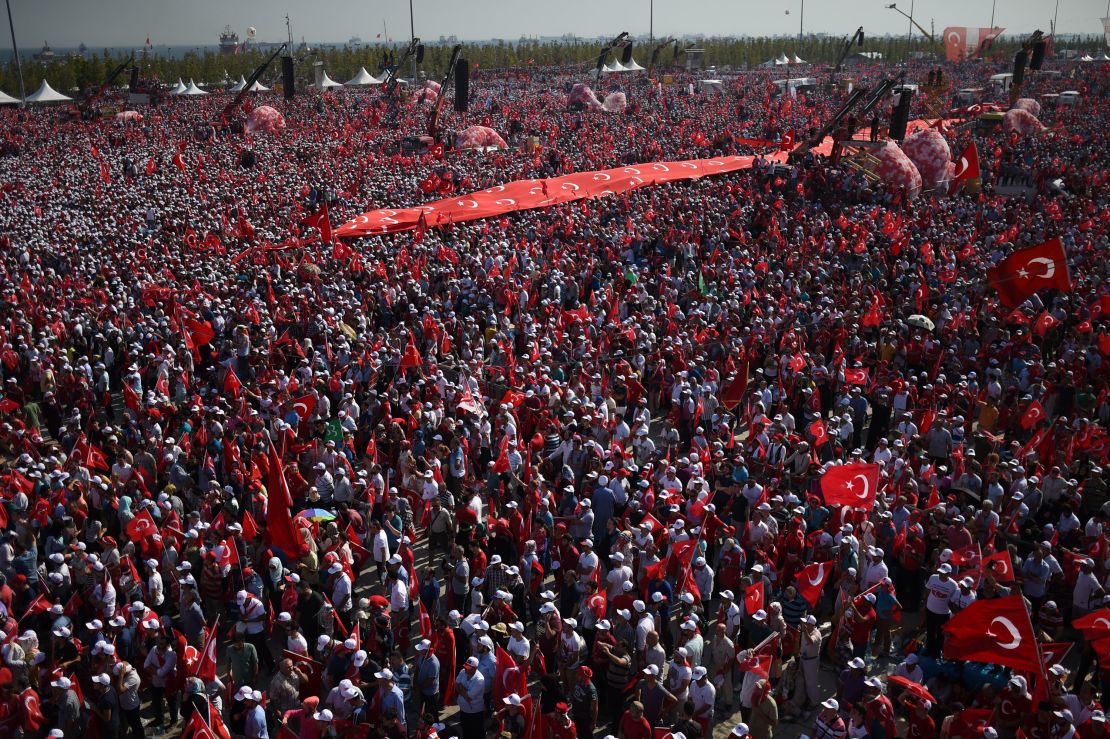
[409,0,416,81]
[799,0,804,39]
[4,0,25,105]
[886,3,934,43]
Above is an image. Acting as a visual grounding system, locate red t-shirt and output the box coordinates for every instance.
[851,608,877,645]
[619,713,651,739]
[905,712,936,739]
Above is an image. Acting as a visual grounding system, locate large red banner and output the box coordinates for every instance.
[943,26,1005,62]
[336,119,948,239]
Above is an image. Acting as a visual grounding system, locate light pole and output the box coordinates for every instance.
[799,0,804,39]
[989,0,996,32]
[649,0,653,49]
[4,0,25,105]
[908,0,915,41]
[409,0,416,81]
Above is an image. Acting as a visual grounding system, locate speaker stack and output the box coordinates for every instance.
[454,59,469,112]
[282,56,295,99]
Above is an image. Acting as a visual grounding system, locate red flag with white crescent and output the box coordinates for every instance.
[819,463,880,510]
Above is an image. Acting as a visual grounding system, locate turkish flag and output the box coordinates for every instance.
[418,598,432,638]
[398,332,422,372]
[73,434,110,471]
[1020,401,1046,430]
[1033,311,1060,337]
[494,646,527,704]
[795,561,833,608]
[122,382,141,412]
[719,363,749,410]
[744,581,764,615]
[987,238,1072,308]
[300,201,334,244]
[223,367,242,399]
[190,617,220,681]
[267,439,308,556]
[241,511,259,541]
[981,549,1015,583]
[291,393,316,419]
[126,509,159,542]
[808,419,829,447]
[1074,608,1110,637]
[942,594,1040,672]
[844,368,869,386]
[183,318,215,347]
[1039,642,1073,669]
[819,463,880,509]
[951,141,981,189]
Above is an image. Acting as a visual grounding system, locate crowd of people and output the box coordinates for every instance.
[0,48,1106,739]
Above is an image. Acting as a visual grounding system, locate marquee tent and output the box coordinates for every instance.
[181,79,209,95]
[0,89,20,105]
[228,75,247,92]
[25,79,71,103]
[345,67,383,86]
[247,80,270,92]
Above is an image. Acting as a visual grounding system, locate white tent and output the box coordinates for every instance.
[602,60,628,74]
[790,54,808,64]
[247,80,270,92]
[776,53,790,65]
[228,75,247,92]
[0,89,20,105]
[345,67,382,86]
[168,78,187,95]
[1079,54,1095,61]
[25,79,71,103]
[623,58,646,71]
[319,72,343,88]
[181,79,209,96]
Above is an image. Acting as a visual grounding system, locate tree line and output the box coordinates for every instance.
[2,34,1104,96]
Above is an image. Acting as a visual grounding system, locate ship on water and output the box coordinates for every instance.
[32,42,55,62]
[219,25,240,55]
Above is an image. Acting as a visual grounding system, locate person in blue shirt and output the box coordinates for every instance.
[476,637,498,701]
[375,668,406,724]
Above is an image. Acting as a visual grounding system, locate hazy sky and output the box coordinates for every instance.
[2,0,1107,49]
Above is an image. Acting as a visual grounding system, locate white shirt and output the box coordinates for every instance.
[606,566,632,598]
[507,635,530,660]
[636,614,656,651]
[332,574,353,613]
[456,669,486,713]
[689,679,717,714]
[391,577,410,611]
[241,596,267,634]
[925,575,958,615]
[861,561,889,591]
[1074,571,1103,612]
[148,571,164,606]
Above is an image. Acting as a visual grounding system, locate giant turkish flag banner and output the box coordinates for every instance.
[819,463,880,510]
[942,594,1040,672]
[987,238,1072,308]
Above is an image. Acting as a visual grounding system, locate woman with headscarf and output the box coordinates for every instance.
[266,556,286,613]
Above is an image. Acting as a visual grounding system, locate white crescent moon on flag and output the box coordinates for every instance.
[808,563,826,585]
[1025,257,1056,279]
[987,616,1022,649]
[954,156,970,177]
[1095,617,1110,630]
[852,474,871,500]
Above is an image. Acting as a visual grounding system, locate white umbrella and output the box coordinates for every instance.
[906,314,935,332]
